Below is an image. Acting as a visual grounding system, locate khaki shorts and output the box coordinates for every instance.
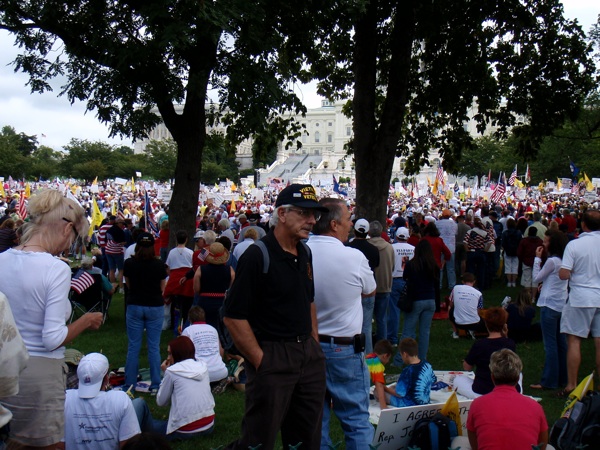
[521,265,536,288]
[0,356,67,447]
[561,302,600,338]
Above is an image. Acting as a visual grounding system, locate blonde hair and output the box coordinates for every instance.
[489,349,522,385]
[21,190,89,251]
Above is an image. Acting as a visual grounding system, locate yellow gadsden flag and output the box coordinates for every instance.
[561,372,594,417]
[88,198,104,237]
[440,390,462,435]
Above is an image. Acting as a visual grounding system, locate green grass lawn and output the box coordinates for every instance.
[69,279,598,449]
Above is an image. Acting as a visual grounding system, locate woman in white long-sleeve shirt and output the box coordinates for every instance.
[530,229,570,391]
[0,190,103,448]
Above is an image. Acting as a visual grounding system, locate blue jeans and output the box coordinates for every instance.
[374,292,390,343]
[125,305,163,389]
[387,278,406,345]
[540,306,567,388]
[441,252,456,290]
[361,296,375,354]
[401,299,436,361]
[132,398,214,440]
[320,343,373,450]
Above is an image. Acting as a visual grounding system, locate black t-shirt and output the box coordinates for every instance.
[123,257,167,307]
[465,337,517,395]
[224,230,314,339]
[346,238,380,271]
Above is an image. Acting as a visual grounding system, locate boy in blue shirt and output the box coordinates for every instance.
[390,338,436,407]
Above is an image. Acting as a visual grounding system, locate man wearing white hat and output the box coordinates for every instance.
[63,353,140,449]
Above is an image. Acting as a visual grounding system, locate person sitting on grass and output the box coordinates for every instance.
[452,349,550,450]
[505,289,541,343]
[63,353,140,449]
[180,306,230,391]
[448,272,487,339]
[366,339,400,410]
[454,307,518,399]
[133,336,216,441]
[389,338,436,408]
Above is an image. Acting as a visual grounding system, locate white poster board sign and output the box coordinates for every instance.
[372,399,472,450]
[160,190,173,203]
[89,184,99,193]
[114,177,128,185]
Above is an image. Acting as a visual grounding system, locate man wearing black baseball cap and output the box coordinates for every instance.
[223,184,328,450]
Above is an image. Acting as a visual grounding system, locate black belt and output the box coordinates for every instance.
[318,334,354,345]
[259,333,311,343]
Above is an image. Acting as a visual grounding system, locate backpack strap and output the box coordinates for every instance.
[428,420,440,450]
[252,239,311,275]
[253,240,270,274]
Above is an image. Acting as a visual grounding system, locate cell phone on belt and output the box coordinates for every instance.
[353,333,366,353]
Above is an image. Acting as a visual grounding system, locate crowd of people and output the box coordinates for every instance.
[0,180,599,450]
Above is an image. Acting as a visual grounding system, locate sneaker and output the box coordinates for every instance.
[211,377,231,395]
[118,287,125,294]
[468,330,476,339]
[150,388,158,396]
[452,332,459,339]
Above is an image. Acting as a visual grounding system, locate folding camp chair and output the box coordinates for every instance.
[69,270,111,323]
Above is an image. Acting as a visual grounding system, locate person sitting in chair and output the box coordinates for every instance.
[70,256,114,320]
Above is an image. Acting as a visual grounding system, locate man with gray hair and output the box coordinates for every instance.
[308,198,376,449]
[453,349,550,450]
[224,184,328,450]
[369,220,395,343]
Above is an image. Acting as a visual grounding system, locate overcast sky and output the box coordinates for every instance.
[0,1,597,151]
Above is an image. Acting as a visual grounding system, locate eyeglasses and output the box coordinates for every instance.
[287,207,321,221]
[62,217,79,240]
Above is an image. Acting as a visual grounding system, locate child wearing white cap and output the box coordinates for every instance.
[63,353,140,449]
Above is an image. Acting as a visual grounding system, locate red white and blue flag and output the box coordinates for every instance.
[490,172,507,203]
[144,190,159,237]
[436,164,444,189]
[508,165,517,186]
[71,270,95,294]
[18,191,27,220]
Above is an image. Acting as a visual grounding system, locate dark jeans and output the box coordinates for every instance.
[466,250,486,290]
[225,338,326,450]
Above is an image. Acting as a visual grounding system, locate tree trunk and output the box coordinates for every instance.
[352,0,416,224]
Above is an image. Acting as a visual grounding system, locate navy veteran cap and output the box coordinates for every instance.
[275,184,328,211]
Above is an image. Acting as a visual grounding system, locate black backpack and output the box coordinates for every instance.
[407,412,458,450]
[550,391,600,450]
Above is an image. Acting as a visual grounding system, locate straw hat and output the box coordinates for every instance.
[205,242,229,265]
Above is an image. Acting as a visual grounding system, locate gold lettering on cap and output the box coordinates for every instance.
[299,186,317,201]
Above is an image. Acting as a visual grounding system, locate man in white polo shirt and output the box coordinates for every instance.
[308,198,377,450]
[559,209,600,395]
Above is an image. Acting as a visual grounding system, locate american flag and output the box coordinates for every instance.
[508,165,517,186]
[71,270,95,294]
[117,199,125,220]
[144,190,159,236]
[18,192,27,220]
[490,172,507,203]
[435,164,444,189]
